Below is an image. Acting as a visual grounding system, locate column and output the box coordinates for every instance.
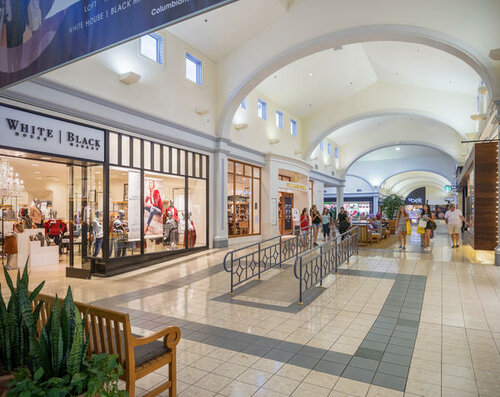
[336,185,344,213]
[373,195,379,215]
[495,101,500,266]
[213,142,229,248]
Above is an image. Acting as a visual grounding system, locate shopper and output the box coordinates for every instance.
[420,204,434,249]
[337,207,350,240]
[396,206,409,250]
[322,208,330,241]
[300,207,310,245]
[310,205,321,246]
[445,203,465,248]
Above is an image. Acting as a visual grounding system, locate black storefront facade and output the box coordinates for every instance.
[0,104,209,278]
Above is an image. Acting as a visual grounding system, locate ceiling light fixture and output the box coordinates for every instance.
[234,123,249,131]
[119,71,141,85]
[33,171,40,175]
[40,157,51,160]
[470,114,487,121]
[489,48,500,60]
[308,72,313,77]
[395,147,401,151]
[416,48,422,53]
[31,163,39,167]
[478,86,488,95]
[269,138,280,145]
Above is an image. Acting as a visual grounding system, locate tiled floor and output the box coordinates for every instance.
[2,223,500,396]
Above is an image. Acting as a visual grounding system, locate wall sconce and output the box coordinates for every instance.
[269,138,280,145]
[478,86,488,95]
[470,114,487,121]
[234,123,249,131]
[195,107,210,115]
[119,71,141,85]
[489,48,500,60]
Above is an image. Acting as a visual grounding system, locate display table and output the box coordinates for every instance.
[16,228,59,268]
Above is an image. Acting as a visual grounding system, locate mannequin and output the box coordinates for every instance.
[44,212,66,255]
[165,200,179,222]
[4,223,23,270]
[93,210,103,257]
[112,210,128,257]
[30,198,42,228]
[163,210,178,250]
[187,211,196,248]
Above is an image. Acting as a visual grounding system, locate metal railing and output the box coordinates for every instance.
[223,226,315,293]
[294,227,358,304]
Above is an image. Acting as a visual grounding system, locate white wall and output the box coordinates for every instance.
[230,89,304,157]
[43,31,217,135]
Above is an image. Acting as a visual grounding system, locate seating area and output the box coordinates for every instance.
[32,293,181,397]
[357,223,392,246]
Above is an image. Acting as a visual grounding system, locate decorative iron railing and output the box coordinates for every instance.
[223,226,315,293]
[294,227,358,304]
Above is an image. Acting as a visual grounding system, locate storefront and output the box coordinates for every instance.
[324,196,374,219]
[227,159,261,238]
[0,104,209,277]
[277,171,309,234]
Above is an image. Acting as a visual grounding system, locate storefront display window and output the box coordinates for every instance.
[228,159,261,237]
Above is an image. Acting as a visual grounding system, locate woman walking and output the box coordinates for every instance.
[337,207,350,240]
[420,204,435,250]
[396,206,409,250]
[300,207,310,245]
[322,208,331,241]
[310,205,322,246]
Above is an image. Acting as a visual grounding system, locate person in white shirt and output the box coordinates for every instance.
[444,204,465,248]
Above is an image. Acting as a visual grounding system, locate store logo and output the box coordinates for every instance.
[6,118,54,142]
[5,118,100,151]
[66,132,100,151]
[407,197,423,204]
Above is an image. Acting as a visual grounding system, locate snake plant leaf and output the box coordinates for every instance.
[29,281,45,303]
[3,266,15,296]
[49,297,64,377]
[67,306,84,374]
[40,323,52,378]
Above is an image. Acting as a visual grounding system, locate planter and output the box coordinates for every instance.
[0,374,14,397]
[385,219,397,234]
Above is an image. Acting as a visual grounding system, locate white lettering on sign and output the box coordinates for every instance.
[407,197,423,204]
[1,106,105,162]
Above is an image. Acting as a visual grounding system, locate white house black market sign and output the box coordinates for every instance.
[0,105,104,162]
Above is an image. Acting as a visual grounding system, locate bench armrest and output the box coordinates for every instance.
[132,326,181,349]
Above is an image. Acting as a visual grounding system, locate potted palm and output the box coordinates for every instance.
[380,194,405,234]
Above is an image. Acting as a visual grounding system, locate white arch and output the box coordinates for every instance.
[377,169,453,193]
[306,110,464,161]
[219,23,498,139]
[344,143,457,175]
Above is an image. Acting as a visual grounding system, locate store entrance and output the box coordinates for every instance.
[0,150,101,277]
[279,192,294,235]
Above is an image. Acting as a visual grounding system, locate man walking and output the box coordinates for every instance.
[445,204,465,248]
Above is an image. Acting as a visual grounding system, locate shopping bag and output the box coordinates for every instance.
[406,220,411,235]
[417,226,425,234]
[418,220,427,228]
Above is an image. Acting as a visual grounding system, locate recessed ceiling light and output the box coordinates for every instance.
[395,147,401,151]
[33,171,40,175]
[41,157,51,160]
[35,177,43,180]
[31,163,39,167]
[308,72,313,77]
[416,48,422,53]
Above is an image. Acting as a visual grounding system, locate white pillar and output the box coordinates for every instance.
[336,185,344,213]
[494,101,500,266]
[373,195,379,215]
[213,142,229,248]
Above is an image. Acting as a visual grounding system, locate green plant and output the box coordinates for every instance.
[7,354,128,397]
[0,263,45,371]
[380,194,405,220]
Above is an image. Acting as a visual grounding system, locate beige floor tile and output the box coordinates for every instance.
[441,374,477,393]
[251,358,285,374]
[219,380,259,397]
[212,362,248,379]
[303,370,339,389]
[253,388,288,397]
[237,368,273,387]
[367,384,404,397]
[441,388,478,397]
[178,366,210,384]
[405,379,442,397]
[135,372,168,391]
[408,367,441,386]
[276,363,311,381]
[263,374,301,395]
[291,382,331,397]
[195,373,233,393]
[179,385,216,397]
[191,356,225,372]
[333,377,370,397]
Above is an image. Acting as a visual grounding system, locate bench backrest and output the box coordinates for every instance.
[32,293,132,370]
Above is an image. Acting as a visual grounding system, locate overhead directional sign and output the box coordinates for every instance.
[0,0,237,89]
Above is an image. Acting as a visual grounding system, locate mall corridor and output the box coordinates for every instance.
[6,224,496,397]
[1,0,500,396]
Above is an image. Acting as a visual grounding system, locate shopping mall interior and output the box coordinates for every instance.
[1,0,500,396]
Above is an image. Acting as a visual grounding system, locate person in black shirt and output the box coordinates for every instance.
[310,205,321,246]
[338,207,350,240]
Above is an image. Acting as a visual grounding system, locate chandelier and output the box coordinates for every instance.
[0,159,24,198]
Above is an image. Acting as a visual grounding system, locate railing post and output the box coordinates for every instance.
[258,243,261,280]
[335,241,338,274]
[279,235,283,268]
[298,258,303,305]
[230,252,234,294]
[319,246,323,287]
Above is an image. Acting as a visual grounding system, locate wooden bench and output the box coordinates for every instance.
[32,293,180,397]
